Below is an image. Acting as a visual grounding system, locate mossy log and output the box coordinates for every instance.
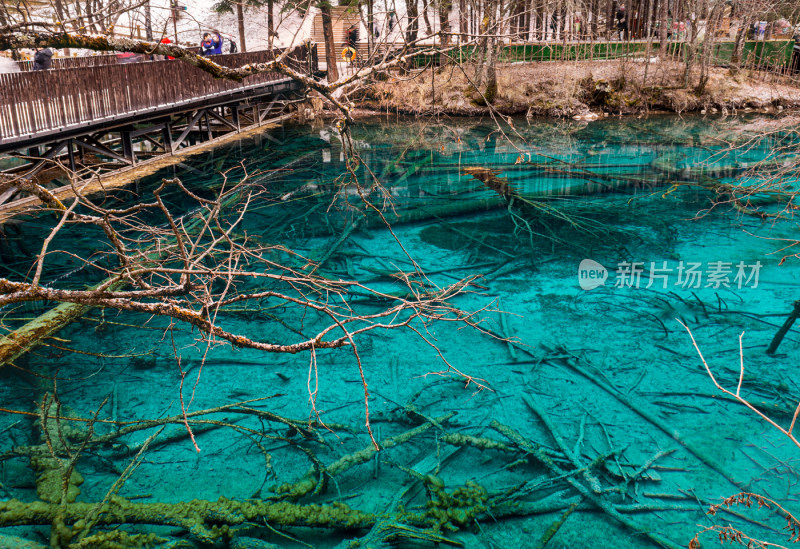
[274,412,456,499]
[0,279,124,366]
[0,496,376,543]
[651,152,748,179]
[0,533,47,549]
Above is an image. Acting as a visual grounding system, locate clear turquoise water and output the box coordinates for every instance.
[1,114,799,548]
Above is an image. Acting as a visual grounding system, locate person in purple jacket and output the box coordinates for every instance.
[33,48,53,70]
[200,32,223,56]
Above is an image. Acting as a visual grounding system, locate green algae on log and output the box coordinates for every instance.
[0,279,124,366]
[0,496,376,544]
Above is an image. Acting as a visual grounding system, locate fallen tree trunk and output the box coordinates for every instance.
[0,496,377,543]
[0,173,256,367]
[0,279,123,366]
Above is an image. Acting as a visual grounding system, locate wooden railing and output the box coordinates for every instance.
[0,46,316,142]
[17,54,120,71]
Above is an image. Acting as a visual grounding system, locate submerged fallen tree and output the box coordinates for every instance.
[0,400,699,549]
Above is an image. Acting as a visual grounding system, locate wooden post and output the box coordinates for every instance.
[121,130,136,165]
[163,122,174,153]
[204,111,212,141]
[67,139,76,173]
[232,106,240,132]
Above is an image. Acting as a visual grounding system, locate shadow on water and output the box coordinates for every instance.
[1,114,799,548]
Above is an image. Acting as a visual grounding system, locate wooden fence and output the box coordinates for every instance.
[0,46,316,142]
[405,38,796,70]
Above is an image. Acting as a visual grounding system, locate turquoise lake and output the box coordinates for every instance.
[1,113,799,548]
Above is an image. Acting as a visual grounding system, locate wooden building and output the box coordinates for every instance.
[311,7,366,61]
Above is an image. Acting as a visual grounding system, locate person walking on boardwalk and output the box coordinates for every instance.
[33,47,53,70]
[160,37,175,60]
[616,5,628,40]
[200,31,223,56]
[347,24,359,49]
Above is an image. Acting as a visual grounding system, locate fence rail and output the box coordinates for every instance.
[0,46,316,142]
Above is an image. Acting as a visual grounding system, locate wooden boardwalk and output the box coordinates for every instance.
[0,47,316,149]
[0,47,316,211]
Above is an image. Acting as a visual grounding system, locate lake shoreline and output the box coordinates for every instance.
[347,59,800,120]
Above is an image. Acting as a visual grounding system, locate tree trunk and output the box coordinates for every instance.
[85,0,100,33]
[624,0,633,39]
[422,0,433,35]
[405,0,419,41]
[731,16,750,66]
[367,0,374,54]
[237,2,247,52]
[697,1,722,92]
[268,0,275,47]
[472,0,498,104]
[658,0,667,56]
[683,0,703,88]
[320,2,339,81]
[459,0,466,41]
[171,1,179,43]
[73,1,87,34]
[53,0,67,28]
[144,0,153,41]
[439,0,451,47]
[528,0,535,40]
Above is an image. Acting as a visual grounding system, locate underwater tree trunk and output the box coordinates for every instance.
[0,279,124,366]
[0,497,378,536]
[766,301,800,355]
